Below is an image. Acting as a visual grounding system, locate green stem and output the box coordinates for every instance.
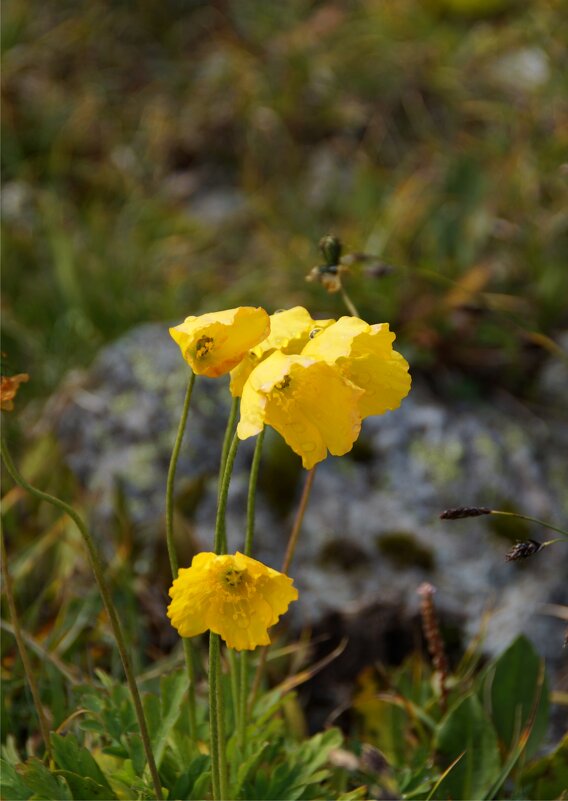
[1,436,163,801]
[1,524,53,764]
[490,510,568,539]
[238,428,265,752]
[237,652,248,755]
[208,427,240,799]
[209,633,221,800]
[227,649,240,733]
[214,432,240,554]
[244,428,265,557]
[219,397,239,494]
[165,369,197,739]
[216,650,229,800]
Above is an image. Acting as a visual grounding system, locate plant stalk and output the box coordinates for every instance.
[165,369,197,739]
[250,465,317,709]
[490,510,568,539]
[1,436,163,800]
[208,426,240,798]
[237,428,265,752]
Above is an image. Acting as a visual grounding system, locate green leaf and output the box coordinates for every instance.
[169,754,210,800]
[481,635,549,759]
[151,670,189,766]
[122,731,146,778]
[518,732,568,800]
[233,742,269,799]
[50,732,115,797]
[434,693,501,800]
[53,771,114,801]
[0,758,32,800]
[17,757,73,800]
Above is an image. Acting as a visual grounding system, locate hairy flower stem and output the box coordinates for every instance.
[165,369,197,739]
[209,428,240,798]
[237,428,266,753]
[1,436,163,800]
[244,428,265,557]
[0,524,53,764]
[214,431,239,554]
[250,465,317,710]
[208,633,221,800]
[219,397,239,495]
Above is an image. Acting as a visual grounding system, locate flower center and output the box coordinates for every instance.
[195,335,214,359]
[222,566,245,588]
[274,375,291,391]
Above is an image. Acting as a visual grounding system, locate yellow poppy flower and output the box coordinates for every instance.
[230,306,334,396]
[237,350,364,469]
[169,307,270,378]
[167,552,298,651]
[301,316,411,418]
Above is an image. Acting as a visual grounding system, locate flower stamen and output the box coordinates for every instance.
[222,566,245,588]
[274,375,291,391]
[195,335,215,359]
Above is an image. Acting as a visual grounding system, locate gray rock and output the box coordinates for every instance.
[48,323,568,676]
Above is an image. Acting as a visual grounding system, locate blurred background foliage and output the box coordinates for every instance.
[2,0,567,403]
[2,1,568,780]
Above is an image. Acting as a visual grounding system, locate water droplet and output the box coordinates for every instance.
[302,441,316,452]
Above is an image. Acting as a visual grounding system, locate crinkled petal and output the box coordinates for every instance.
[166,552,298,651]
[230,307,334,396]
[349,350,411,417]
[238,352,363,469]
[302,317,410,418]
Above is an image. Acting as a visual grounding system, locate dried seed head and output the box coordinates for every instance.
[417,582,448,711]
[505,540,543,561]
[440,506,492,520]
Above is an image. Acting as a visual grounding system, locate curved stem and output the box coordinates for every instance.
[165,369,195,572]
[1,436,163,800]
[490,510,568,539]
[1,524,53,764]
[165,369,197,739]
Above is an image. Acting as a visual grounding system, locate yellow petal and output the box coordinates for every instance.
[166,552,298,651]
[169,306,270,377]
[230,307,334,396]
[302,317,411,418]
[238,352,363,469]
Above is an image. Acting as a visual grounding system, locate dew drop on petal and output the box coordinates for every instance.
[302,441,316,452]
